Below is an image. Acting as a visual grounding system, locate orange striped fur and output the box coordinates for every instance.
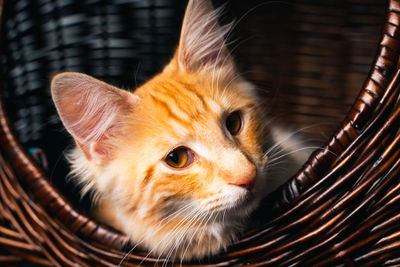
[51,0,309,261]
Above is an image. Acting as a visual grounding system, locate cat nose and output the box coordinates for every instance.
[229,167,257,190]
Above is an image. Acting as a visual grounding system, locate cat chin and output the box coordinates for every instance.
[93,186,259,261]
[104,194,255,261]
[115,203,249,261]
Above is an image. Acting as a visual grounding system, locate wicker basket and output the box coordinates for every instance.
[1,0,399,265]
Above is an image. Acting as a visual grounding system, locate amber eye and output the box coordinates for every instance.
[226,111,242,135]
[165,147,194,169]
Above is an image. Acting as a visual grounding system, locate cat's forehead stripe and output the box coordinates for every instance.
[149,79,219,124]
[174,80,212,112]
[164,79,211,113]
[148,93,185,124]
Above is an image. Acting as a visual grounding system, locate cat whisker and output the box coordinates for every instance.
[268,146,327,164]
[264,127,311,156]
[160,210,205,266]
[179,211,210,265]
[119,203,195,266]
[263,122,331,159]
[181,211,218,265]
[266,139,313,161]
[164,213,199,264]
[222,209,227,230]
[199,212,217,260]
[159,203,196,226]
[266,135,323,157]
[260,115,280,134]
[209,211,219,243]
[150,208,202,266]
[266,159,292,169]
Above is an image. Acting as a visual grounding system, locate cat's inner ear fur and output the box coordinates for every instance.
[51,72,138,163]
[176,0,235,73]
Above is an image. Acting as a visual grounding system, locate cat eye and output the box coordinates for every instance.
[226,111,242,136]
[165,147,194,169]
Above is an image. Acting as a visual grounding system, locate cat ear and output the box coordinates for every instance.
[51,72,138,163]
[177,0,235,73]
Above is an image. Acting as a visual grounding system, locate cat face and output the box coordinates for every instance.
[116,67,267,216]
[51,0,271,260]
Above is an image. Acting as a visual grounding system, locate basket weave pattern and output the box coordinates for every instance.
[1,0,400,266]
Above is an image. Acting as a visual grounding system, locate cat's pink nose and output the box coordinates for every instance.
[229,167,257,190]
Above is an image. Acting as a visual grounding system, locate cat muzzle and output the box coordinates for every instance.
[228,167,257,190]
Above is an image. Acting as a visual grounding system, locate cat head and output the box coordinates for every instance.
[51,0,271,259]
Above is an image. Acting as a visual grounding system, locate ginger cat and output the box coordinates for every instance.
[51,0,309,261]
